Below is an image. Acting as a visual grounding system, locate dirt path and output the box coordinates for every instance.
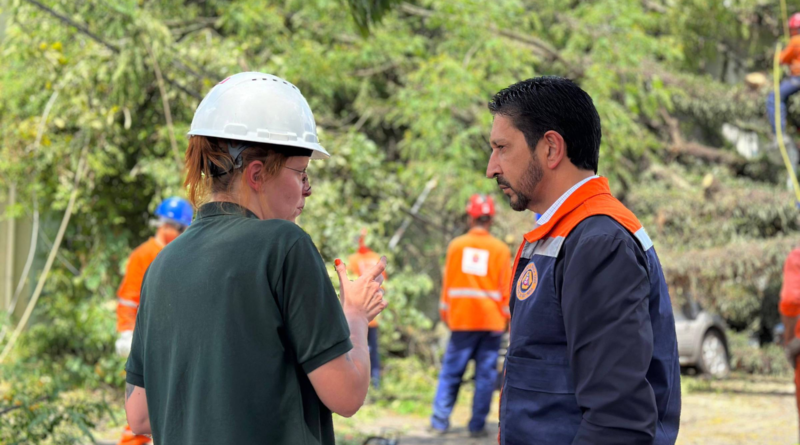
[340,375,798,445]
[91,374,797,444]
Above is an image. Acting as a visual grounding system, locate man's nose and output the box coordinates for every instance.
[486,150,501,179]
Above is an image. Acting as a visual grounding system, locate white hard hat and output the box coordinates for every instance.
[188,72,330,159]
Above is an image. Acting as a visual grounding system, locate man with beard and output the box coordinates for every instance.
[486,76,681,445]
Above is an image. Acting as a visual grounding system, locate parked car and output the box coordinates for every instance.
[494,297,731,388]
[675,298,731,378]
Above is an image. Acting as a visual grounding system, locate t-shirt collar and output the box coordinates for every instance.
[197,201,258,220]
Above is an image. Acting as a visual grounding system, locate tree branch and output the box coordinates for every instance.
[144,41,182,167]
[660,108,745,167]
[0,396,50,416]
[24,0,203,99]
[25,0,119,53]
[397,2,581,77]
[353,61,400,77]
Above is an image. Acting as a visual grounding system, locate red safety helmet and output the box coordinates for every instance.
[466,194,495,218]
[790,13,800,30]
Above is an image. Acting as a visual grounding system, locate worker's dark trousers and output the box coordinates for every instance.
[368,326,380,389]
[430,331,502,433]
[767,76,800,133]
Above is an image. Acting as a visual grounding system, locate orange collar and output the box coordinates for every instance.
[524,177,612,243]
[468,227,490,236]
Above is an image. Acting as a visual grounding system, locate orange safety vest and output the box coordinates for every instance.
[780,247,800,338]
[440,227,511,332]
[117,238,162,332]
[782,35,800,77]
[347,247,387,328]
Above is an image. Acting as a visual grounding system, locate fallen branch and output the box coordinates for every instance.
[669,141,745,167]
[660,108,745,167]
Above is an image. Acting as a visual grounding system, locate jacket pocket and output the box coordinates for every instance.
[505,355,575,394]
[501,355,581,444]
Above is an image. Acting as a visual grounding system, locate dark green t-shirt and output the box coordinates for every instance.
[126,202,352,445]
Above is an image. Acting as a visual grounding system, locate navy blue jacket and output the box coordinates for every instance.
[499,178,681,445]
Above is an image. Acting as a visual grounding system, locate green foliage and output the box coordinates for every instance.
[727,331,792,376]
[3,0,800,439]
[342,0,404,37]
[371,356,438,415]
[0,362,114,444]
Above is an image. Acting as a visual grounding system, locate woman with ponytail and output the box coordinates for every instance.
[123,73,387,444]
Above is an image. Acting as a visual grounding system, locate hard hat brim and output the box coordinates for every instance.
[187,129,330,159]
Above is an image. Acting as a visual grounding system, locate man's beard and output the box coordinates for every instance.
[496,157,543,212]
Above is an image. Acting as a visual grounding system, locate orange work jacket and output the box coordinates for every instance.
[117,237,162,332]
[781,35,800,77]
[347,247,387,328]
[780,247,800,338]
[439,227,511,331]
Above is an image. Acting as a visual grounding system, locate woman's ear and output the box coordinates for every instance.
[245,160,265,191]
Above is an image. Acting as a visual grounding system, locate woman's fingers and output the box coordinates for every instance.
[334,258,348,303]
[364,256,387,282]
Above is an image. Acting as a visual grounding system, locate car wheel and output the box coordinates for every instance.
[698,329,730,378]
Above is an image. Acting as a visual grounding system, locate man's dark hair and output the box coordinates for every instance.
[488,76,601,173]
[475,215,492,225]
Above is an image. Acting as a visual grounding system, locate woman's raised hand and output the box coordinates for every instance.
[334,257,388,322]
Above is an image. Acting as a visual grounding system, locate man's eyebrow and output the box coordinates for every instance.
[490,138,508,146]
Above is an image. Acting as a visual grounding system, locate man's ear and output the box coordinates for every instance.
[543,130,566,169]
[245,161,265,191]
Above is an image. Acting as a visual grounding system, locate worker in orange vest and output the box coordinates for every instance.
[430,194,511,437]
[780,246,800,443]
[115,197,192,445]
[347,229,386,389]
[766,12,800,176]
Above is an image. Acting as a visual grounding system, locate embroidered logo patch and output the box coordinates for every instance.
[516,262,538,301]
[461,247,489,276]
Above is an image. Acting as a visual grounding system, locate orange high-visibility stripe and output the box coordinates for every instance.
[523,178,644,244]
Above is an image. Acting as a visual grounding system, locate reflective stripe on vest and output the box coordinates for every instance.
[118,298,138,309]
[446,288,502,301]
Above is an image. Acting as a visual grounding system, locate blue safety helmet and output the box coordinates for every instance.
[155,197,193,227]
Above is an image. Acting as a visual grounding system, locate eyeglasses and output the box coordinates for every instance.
[165,222,187,234]
[284,166,311,192]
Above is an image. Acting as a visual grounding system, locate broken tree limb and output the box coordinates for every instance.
[669,141,745,167]
[660,108,746,167]
[389,178,438,250]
